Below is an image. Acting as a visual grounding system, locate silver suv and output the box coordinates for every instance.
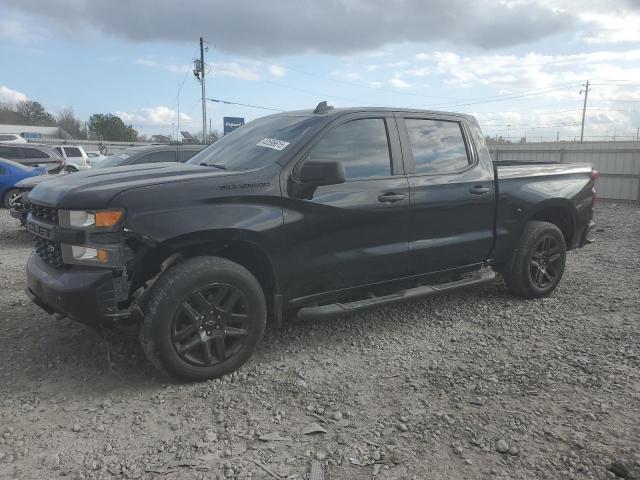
[0,143,64,173]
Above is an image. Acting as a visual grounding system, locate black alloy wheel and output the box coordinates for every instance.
[502,220,566,298]
[529,235,562,288]
[140,256,266,380]
[172,283,251,367]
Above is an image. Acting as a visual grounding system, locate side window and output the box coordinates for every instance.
[0,166,5,175]
[178,149,200,162]
[20,148,50,159]
[405,119,470,175]
[0,146,21,159]
[63,147,82,157]
[137,150,176,164]
[309,118,392,180]
[0,135,16,142]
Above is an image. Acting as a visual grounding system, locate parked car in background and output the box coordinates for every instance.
[95,144,206,169]
[53,145,90,172]
[9,144,206,225]
[86,151,107,166]
[0,143,64,173]
[0,134,27,144]
[0,158,46,208]
[22,103,596,380]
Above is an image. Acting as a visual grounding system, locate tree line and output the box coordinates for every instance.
[0,101,141,142]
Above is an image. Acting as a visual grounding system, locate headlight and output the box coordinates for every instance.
[66,209,123,228]
[64,245,111,264]
[69,211,95,227]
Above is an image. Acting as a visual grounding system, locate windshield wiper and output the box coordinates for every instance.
[199,162,227,170]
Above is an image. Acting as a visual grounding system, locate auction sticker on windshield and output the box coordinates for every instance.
[256,138,290,151]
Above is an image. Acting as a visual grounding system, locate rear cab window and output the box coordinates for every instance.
[137,150,177,164]
[403,118,471,175]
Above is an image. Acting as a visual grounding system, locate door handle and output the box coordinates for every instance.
[378,193,405,203]
[469,185,490,195]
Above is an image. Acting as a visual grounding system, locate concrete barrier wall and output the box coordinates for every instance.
[489,141,640,201]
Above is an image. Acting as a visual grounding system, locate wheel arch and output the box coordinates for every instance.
[128,229,281,315]
[528,199,576,248]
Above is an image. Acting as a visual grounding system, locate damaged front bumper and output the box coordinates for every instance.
[25,253,135,327]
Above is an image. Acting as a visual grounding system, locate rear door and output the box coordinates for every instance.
[281,114,411,301]
[397,114,495,274]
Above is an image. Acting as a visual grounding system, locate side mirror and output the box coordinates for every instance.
[298,160,346,186]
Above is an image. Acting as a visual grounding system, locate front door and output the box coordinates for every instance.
[281,115,411,302]
[397,115,495,274]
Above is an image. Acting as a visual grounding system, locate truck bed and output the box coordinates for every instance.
[494,161,592,180]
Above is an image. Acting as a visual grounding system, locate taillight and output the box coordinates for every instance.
[591,169,600,181]
[591,169,598,207]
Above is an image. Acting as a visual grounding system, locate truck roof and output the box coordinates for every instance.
[270,101,475,121]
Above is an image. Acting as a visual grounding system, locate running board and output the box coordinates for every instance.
[297,268,495,321]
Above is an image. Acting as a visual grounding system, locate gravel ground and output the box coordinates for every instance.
[0,202,639,480]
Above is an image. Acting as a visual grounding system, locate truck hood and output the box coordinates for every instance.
[27,163,231,208]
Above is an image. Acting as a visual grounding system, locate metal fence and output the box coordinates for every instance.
[489,141,640,201]
[32,138,155,155]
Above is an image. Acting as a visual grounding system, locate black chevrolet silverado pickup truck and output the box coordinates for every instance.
[23,103,596,380]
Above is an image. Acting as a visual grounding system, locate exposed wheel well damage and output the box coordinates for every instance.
[531,206,574,247]
[126,236,279,321]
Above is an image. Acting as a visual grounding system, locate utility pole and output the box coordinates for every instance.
[193,37,207,144]
[636,127,639,141]
[580,80,591,143]
[200,37,207,144]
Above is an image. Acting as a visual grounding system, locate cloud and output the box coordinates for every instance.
[0,85,28,104]
[134,58,189,74]
[268,65,286,78]
[135,58,264,81]
[117,106,191,127]
[579,11,640,43]
[414,49,640,94]
[2,0,577,55]
[389,77,412,89]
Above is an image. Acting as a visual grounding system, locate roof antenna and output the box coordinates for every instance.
[313,101,334,114]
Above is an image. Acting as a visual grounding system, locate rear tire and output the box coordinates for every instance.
[503,221,566,298]
[140,256,266,380]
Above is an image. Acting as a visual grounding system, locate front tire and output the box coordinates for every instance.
[140,256,266,380]
[503,221,566,298]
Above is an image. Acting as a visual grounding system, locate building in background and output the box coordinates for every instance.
[0,124,71,140]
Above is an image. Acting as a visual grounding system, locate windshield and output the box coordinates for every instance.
[187,115,324,171]
[94,150,134,169]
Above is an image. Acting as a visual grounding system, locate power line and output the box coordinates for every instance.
[429,83,581,109]
[259,79,391,107]
[206,98,284,112]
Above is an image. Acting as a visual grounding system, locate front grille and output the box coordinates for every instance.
[28,202,64,268]
[27,203,58,223]
[33,236,64,268]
